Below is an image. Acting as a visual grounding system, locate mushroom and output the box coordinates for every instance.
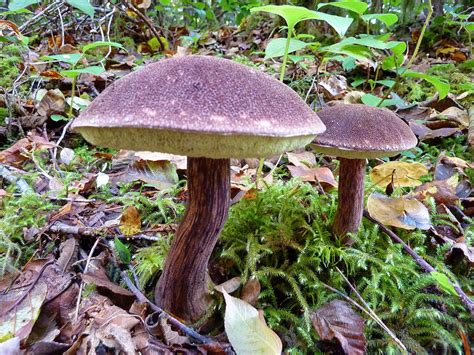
[312,104,417,241]
[71,55,325,322]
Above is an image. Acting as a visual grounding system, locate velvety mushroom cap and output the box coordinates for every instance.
[312,104,417,159]
[72,55,325,158]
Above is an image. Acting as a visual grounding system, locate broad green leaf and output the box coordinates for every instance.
[362,93,404,107]
[251,5,352,36]
[402,71,450,99]
[338,35,405,50]
[60,65,105,78]
[114,237,131,265]
[361,13,398,27]
[66,0,94,17]
[264,38,309,59]
[82,41,124,53]
[318,1,368,15]
[322,43,371,61]
[42,53,83,66]
[8,0,39,11]
[431,272,457,296]
[50,114,69,122]
[466,23,474,31]
[0,8,31,15]
[221,289,282,355]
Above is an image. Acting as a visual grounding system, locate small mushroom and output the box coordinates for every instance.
[312,104,417,242]
[72,55,325,322]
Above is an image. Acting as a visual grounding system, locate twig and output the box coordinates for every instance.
[52,119,74,175]
[74,236,101,321]
[363,210,474,317]
[18,0,63,31]
[335,267,407,353]
[125,0,164,49]
[121,271,214,345]
[48,221,177,239]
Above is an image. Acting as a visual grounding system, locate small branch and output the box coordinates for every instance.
[121,271,214,345]
[125,0,164,50]
[335,267,407,353]
[48,221,177,239]
[74,236,101,320]
[363,210,474,317]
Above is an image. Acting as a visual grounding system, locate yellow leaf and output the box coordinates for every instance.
[367,193,431,230]
[119,206,141,236]
[370,161,428,189]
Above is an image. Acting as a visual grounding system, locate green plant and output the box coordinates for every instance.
[40,41,124,120]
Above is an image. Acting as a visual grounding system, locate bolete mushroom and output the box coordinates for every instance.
[312,104,417,241]
[71,55,325,322]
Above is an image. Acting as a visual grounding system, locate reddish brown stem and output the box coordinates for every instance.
[155,157,230,322]
[333,158,366,242]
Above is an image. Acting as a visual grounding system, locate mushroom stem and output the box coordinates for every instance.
[155,157,230,322]
[333,158,366,243]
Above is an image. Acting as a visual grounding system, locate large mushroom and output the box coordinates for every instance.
[71,55,325,322]
[312,104,417,241]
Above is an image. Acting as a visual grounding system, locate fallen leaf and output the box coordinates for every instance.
[319,75,347,100]
[220,289,282,355]
[409,177,459,206]
[96,172,110,188]
[287,166,337,188]
[159,318,189,346]
[36,89,65,117]
[367,193,431,230]
[0,283,48,342]
[59,148,75,165]
[119,206,141,236]
[241,278,261,306]
[436,107,469,128]
[215,277,241,294]
[287,151,316,168]
[370,161,428,188]
[311,300,366,355]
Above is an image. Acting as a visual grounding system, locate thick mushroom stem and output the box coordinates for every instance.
[155,157,230,323]
[333,158,366,242]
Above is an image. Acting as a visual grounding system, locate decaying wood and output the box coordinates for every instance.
[155,157,231,323]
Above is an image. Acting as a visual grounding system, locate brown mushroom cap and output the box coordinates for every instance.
[72,55,325,158]
[312,104,417,159]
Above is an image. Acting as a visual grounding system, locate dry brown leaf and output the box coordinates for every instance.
[311,300,366,355]
[370,161,428,189]
[287,151,316,168]
[367,192,431,230]
[287,165,337,188]
[119,206,141,236]
[436,107,469,128]
[409,176,459,206]
[241,278,261,306]
[215,277,241,294]
[37,89,65,116]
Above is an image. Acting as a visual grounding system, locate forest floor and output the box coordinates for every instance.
[0,2,473,354]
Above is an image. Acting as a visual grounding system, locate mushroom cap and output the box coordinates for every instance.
[72,55,325,158]
[311,104,417,159]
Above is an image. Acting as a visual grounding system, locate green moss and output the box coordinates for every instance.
[0,46,21,89]
[215,180,471,353]
[0,192,57,275]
